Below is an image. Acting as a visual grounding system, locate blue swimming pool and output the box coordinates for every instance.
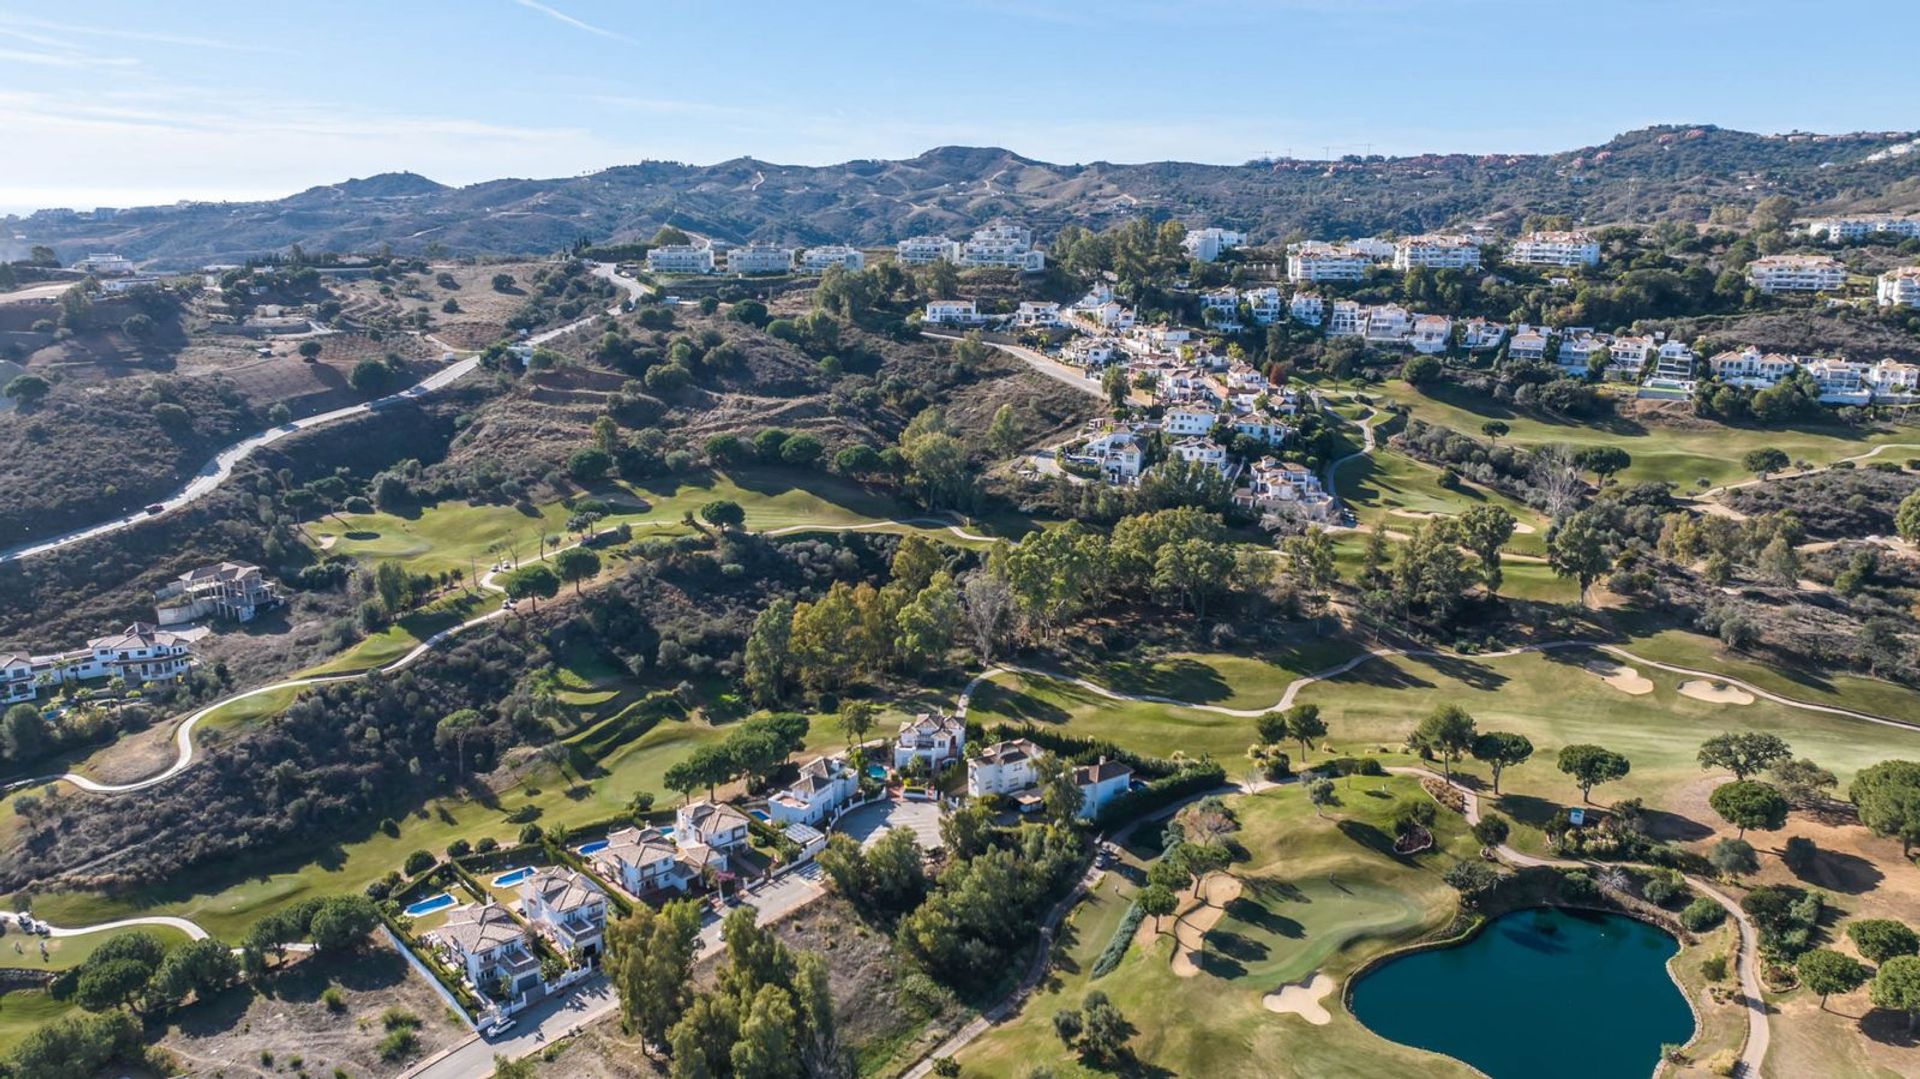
[750,810,770,822]
[491,867,534,887]
[403,892,455,918]
[576,839,609,855]
[866,765,888,780]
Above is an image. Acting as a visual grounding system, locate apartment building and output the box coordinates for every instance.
[1183,227,1246,263]
[1288,292,1325,326]
[1162,406,1219,437]
[1506,231,1600,268]
[1362,304,1413,346]
[153,561,281,626]
[74,253,135,275]
[727,244,795,274]
[1809,215,1920,243]
[799,245,865,272]
[956,222,1046,271]
[1392,234,1482,272]
[1877,266,1920,308]
[1558,332,1602,372]
[646,244,716,275]
[896,235,959,265]
[1507,327,1551,362]
[1652,341,1698,381]
[1287,242,1370,283]
[1746,254,1846,294]
[1015,301,1063,328]
[924,300,982,325]
[1243,287,1283,325]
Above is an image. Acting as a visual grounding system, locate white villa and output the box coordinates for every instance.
[153,561,280,625]
[897,235,960,265]
[1326,301,1364,338]
[1877,266,1920,308]
[589,826,698,897]
[799,245,865,272]
[1508,326,1551,362]
[1066,336,1119,366]
[676,801,752,858]
[1079,301,1136,332]
[1652,340,1698,381]
[1410,315,1453,354]
[1080,428,1146,481]
[1234,456,1333,521]
[1746,254,1846,294]
[768,754,859,826]
[1162,406,1218,437]
[1363,304,1413,347]
[895,712,966,770]
[1183,227,1246,263]
[1506,231,1600,268]
[517,868,608,960]
[1286,242,1369,283]
[74,253,135,275]
[425,903,542,1005]
[1392,235,1481,272]
[924,300,982,325]
[967,738,1044,797]
[1461,318,1506,351]
[1074,759,1134,820]
[1608,335,1655,374]
[1200,288,1242,330]
[1289,292,1325,326]
[1,622,193,704]
[646,244,716,275]
[1170,436,1230,474]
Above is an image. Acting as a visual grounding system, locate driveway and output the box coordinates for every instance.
[835,798,944,850]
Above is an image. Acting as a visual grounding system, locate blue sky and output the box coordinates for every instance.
[3,0,1918,213]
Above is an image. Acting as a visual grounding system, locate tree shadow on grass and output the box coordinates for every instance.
[1224,895,1303,939]
[1194,947,1247,980]
[1858,1008,1918,1048]
[973,683,1072,727]
[1330,660,1436,693]
[1785,847,1883,896]
[1405,652,1508,693]
[1336,820,1420,867]
[1097,657,1231,705]
[1208,930,1271,964]
[1494,793,1563,831]
[1639,807,1714,843]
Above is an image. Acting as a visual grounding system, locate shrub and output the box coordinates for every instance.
[1559,870,1597,901]
[1681,898,1727,931]
[1705,1048,1739,1077]
[475,837,499,854]
[322,985,347,1013]
[445,839,471,858]
[1090,901,1147,978]
[1700,954,1728,982]
[1641,870,1686,906]
[402,850,436,876]
[377,1028,419,1062]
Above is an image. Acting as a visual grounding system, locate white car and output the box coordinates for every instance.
[486,1019,517,1039]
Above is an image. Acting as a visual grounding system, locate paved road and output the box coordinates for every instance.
[920,331,1106,400]
[0,910,209,941]
[0,263,646,566]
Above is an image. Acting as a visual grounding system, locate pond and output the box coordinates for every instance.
[1349,907,1693,1079]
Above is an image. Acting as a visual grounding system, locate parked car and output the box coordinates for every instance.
[145,504,165,515]
[485,1018,516,1039]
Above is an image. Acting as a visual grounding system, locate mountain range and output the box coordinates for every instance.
[8,125,1920,267]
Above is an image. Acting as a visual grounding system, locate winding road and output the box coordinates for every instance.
[0,263,646,566]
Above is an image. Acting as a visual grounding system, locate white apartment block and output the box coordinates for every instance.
[1809,216,1920,243]
[646,244,716,275]
[799,245,866,272]
[967,739,1044,797]
[1200,288,1240,316]
[924,300,982,325]
[896,235,959,265]
[1877,266,1920,308]
[728,244,795,274]
[1287,242,1370,283]
[1709,347,1804,387]
[1392,235,1482,272]
[1410,315,1452,354]
[1506,231,1600,268]
[1746,254,1846,294]
[1288,292,1325,326]
[1183,227,1246,263]
[1243,287,1283,325]
[1162,406,1219,437]
[1015,301,1063,328]
[2,622,192,704]
[1325,301,1364,338]
[1363,304,1413,346]
[1170,437,1230,474]
[1230,415,1289,446]
[956,222,1046,271]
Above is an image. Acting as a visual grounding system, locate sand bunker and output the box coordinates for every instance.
[1511,522,1537,534]
[1678,680,1755,705]
[1262,972,1336,1024]
[1586,660,1653,695]
[1136,875,1244,978]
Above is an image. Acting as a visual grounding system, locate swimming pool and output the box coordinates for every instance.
[866,765,888,780]
[491,867,534,887]
[750,810,770,822]
[576,839,609,855]
[403,892,455,918]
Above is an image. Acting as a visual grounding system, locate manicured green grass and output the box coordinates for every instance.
[1614,626,1920,726]
[299,591,490,677]
[1332,447,1550,556]
[1328,532,1577,605]
[0,990,72,1057]
[1367,379,1920,489]
[2,922,193,971]
[194,683,308,735]
[958,777,1480,1078]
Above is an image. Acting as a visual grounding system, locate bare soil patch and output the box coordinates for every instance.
[1261,971,1336,1024]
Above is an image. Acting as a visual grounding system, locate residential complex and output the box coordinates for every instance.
[896,235,958,265]
[645,243,716,275]
[1286,242,1370,283]
[1807,215,1920,243]
[897,222,1046,271]
[1392,234,1482,272]
[1506,231,1600,268]
[1746,254,1847,294]
[727,243,795,274]
[799,245,865,272]
[1183,227,1246,263]
[2,622,193,705]
[1877,266,1920,308]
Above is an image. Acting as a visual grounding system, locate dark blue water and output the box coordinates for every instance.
[1350,907,1693,1079]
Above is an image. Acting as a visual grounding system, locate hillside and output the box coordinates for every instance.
[9,126,1920,266]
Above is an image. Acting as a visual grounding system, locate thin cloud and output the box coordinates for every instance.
[0,13,255,51]
[511,0,633,43]
[0,45,136,68]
